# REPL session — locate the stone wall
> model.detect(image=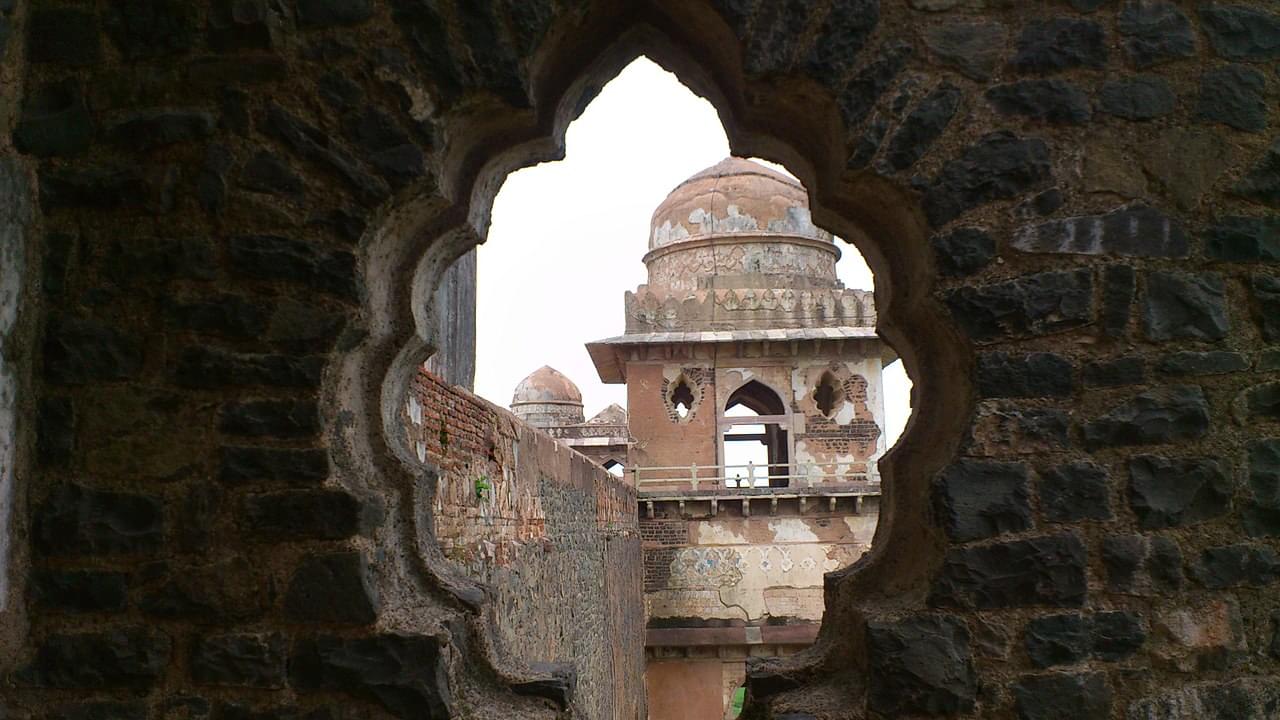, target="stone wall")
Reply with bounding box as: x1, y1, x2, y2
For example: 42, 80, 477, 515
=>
4, 1, 1280, 719
403, 369, 645, 720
